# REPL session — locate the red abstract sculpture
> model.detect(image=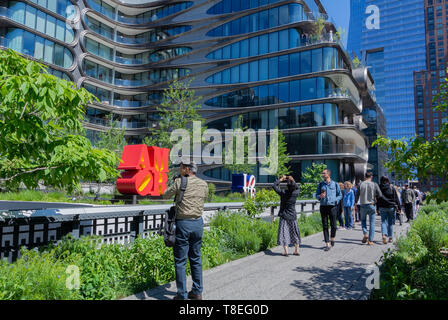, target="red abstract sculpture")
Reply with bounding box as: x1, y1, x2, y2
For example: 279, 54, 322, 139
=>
116, 145, 170, 196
